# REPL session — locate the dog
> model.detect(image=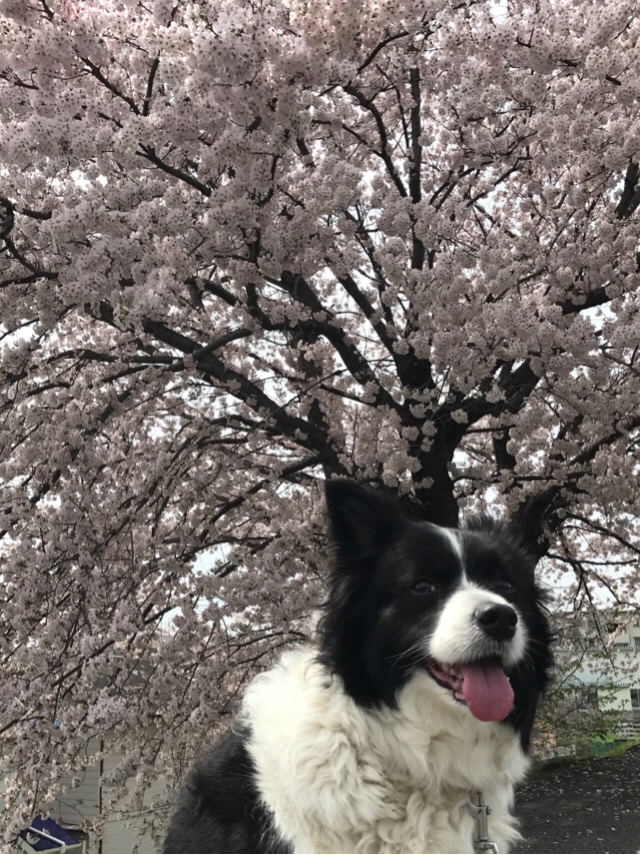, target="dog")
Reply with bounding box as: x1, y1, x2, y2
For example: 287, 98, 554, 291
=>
164, 479, 552, 854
